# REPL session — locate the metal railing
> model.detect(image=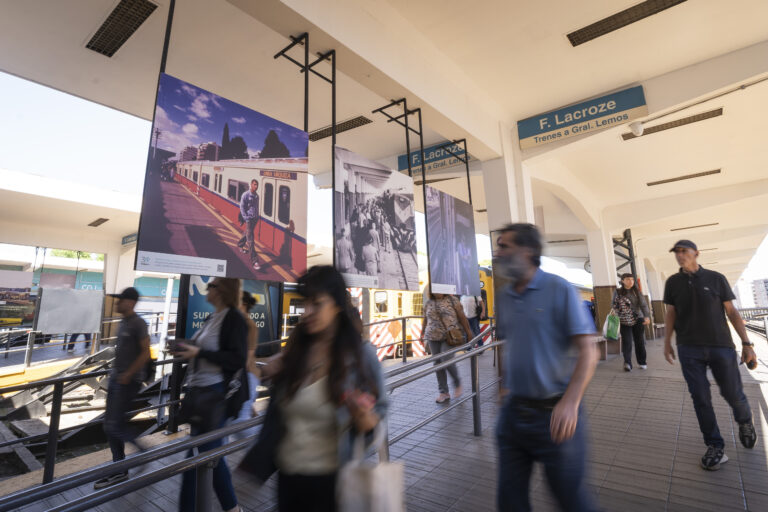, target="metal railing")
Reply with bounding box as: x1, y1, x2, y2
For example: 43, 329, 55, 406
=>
0, 328, 501, 512
0, 357, 182, 484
